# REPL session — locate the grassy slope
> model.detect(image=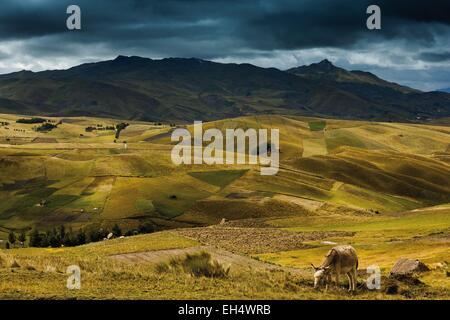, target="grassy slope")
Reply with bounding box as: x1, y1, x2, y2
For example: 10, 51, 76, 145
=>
0, 113, 449, 232
1, 207, 448, 299
0, 113, 449, 299
256, 208, 450, 294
